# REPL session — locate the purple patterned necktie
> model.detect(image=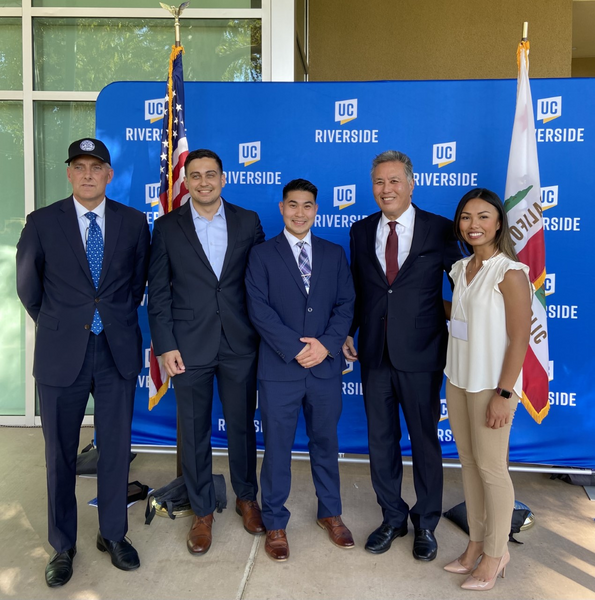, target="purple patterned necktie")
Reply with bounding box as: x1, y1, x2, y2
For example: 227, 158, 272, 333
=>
296, 240, 311, 293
